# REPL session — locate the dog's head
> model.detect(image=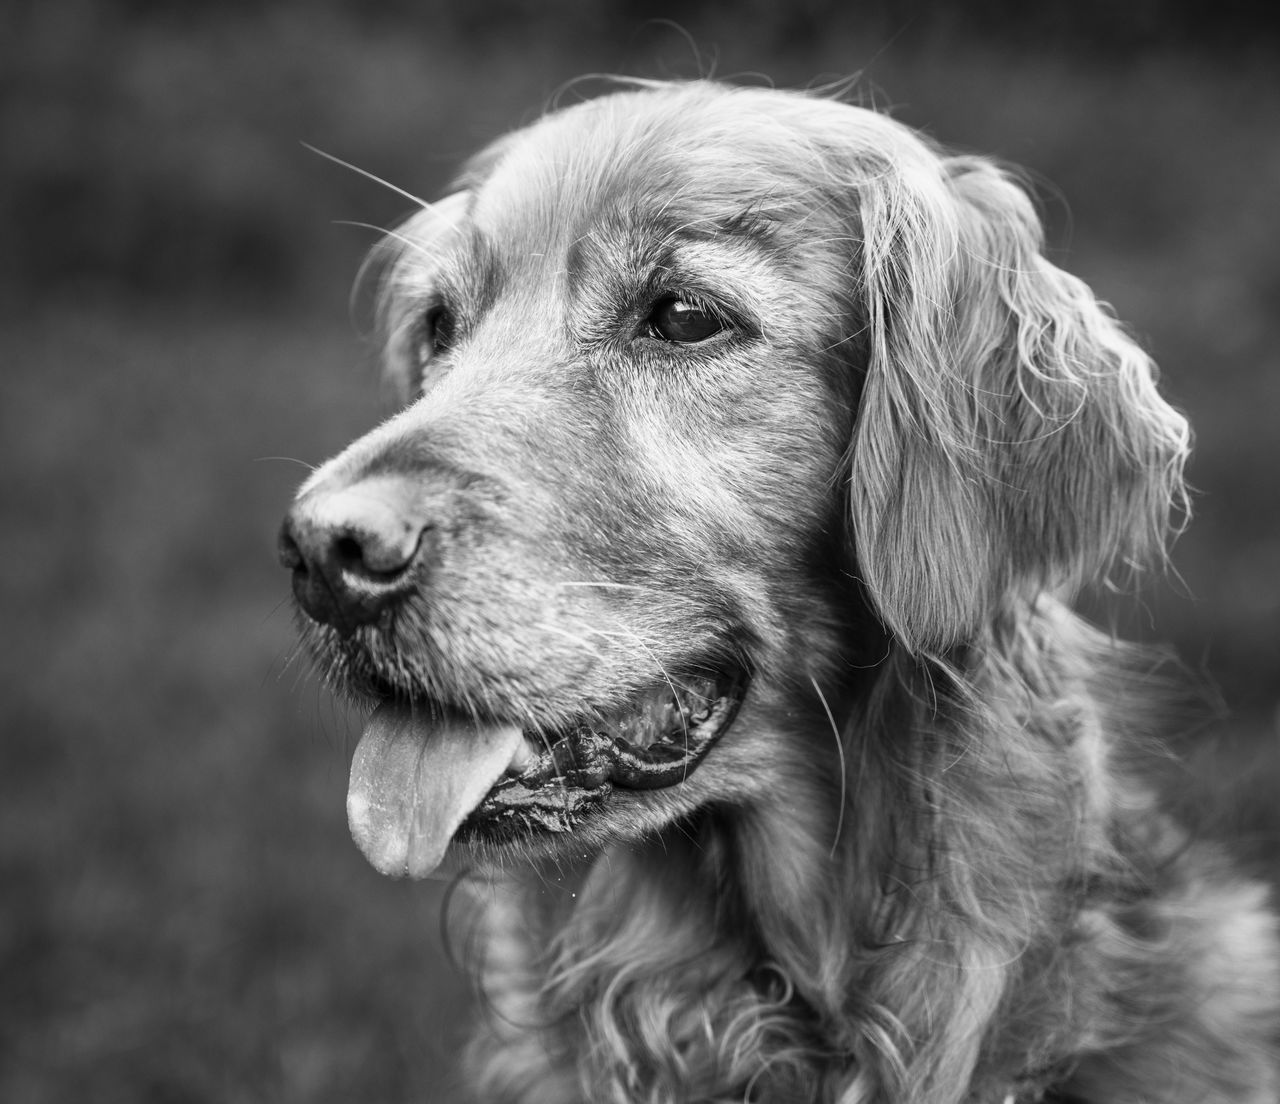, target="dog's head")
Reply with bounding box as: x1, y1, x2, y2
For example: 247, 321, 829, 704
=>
280, 82, 1188, 877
